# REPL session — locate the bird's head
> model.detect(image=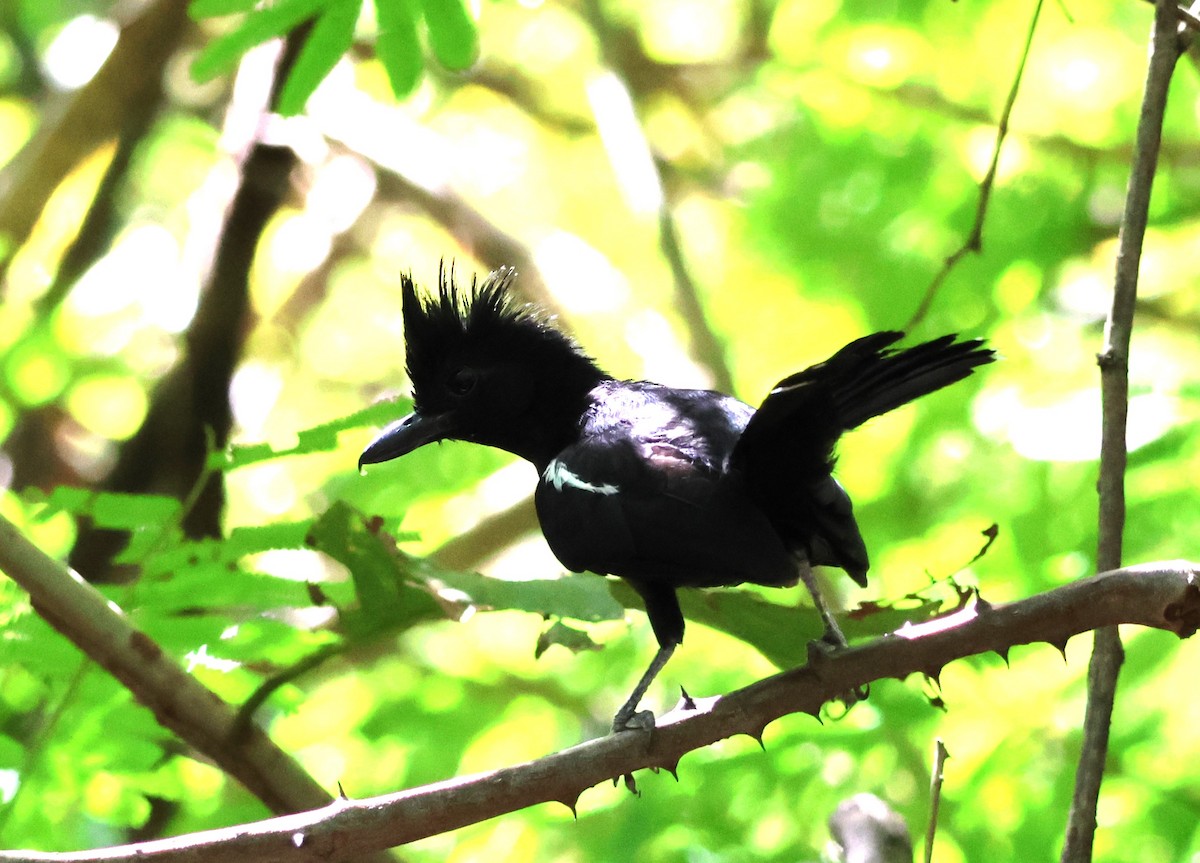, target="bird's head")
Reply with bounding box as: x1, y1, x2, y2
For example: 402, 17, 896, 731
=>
359, 265, 608, 471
